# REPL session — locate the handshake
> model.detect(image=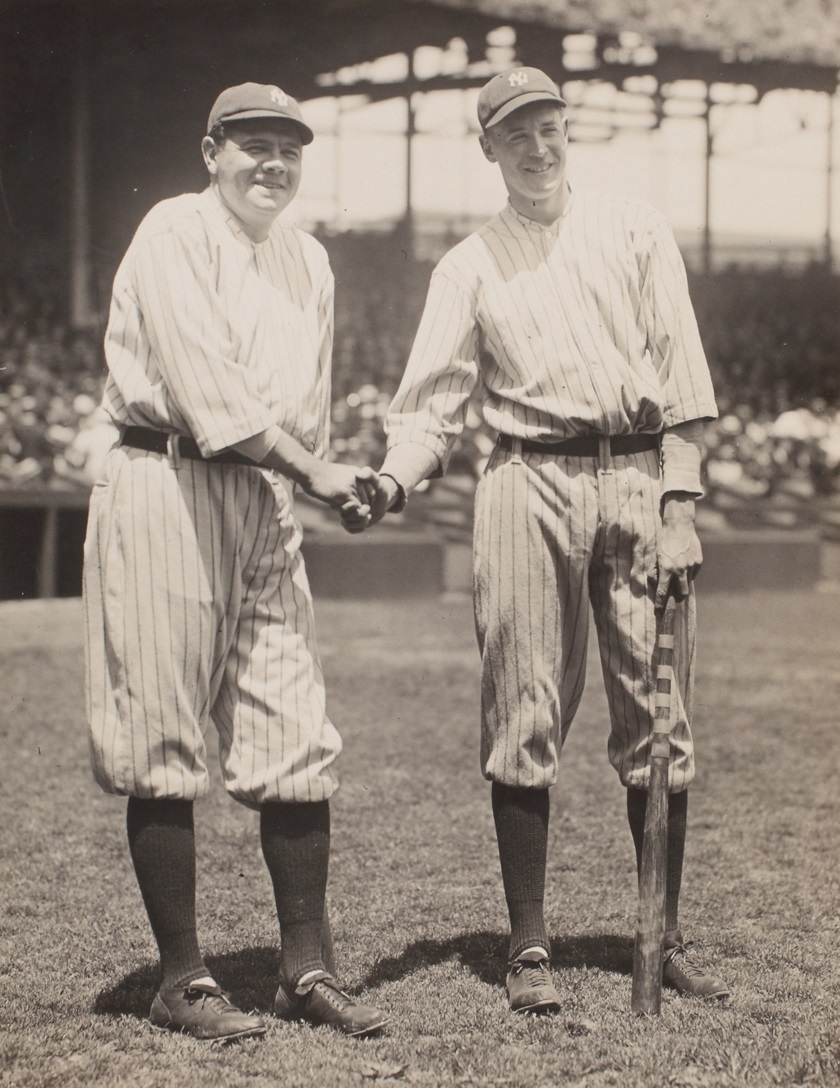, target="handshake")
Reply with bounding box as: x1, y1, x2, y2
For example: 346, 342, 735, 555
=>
338, 467, 400, 534
303, 462, 401, 535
